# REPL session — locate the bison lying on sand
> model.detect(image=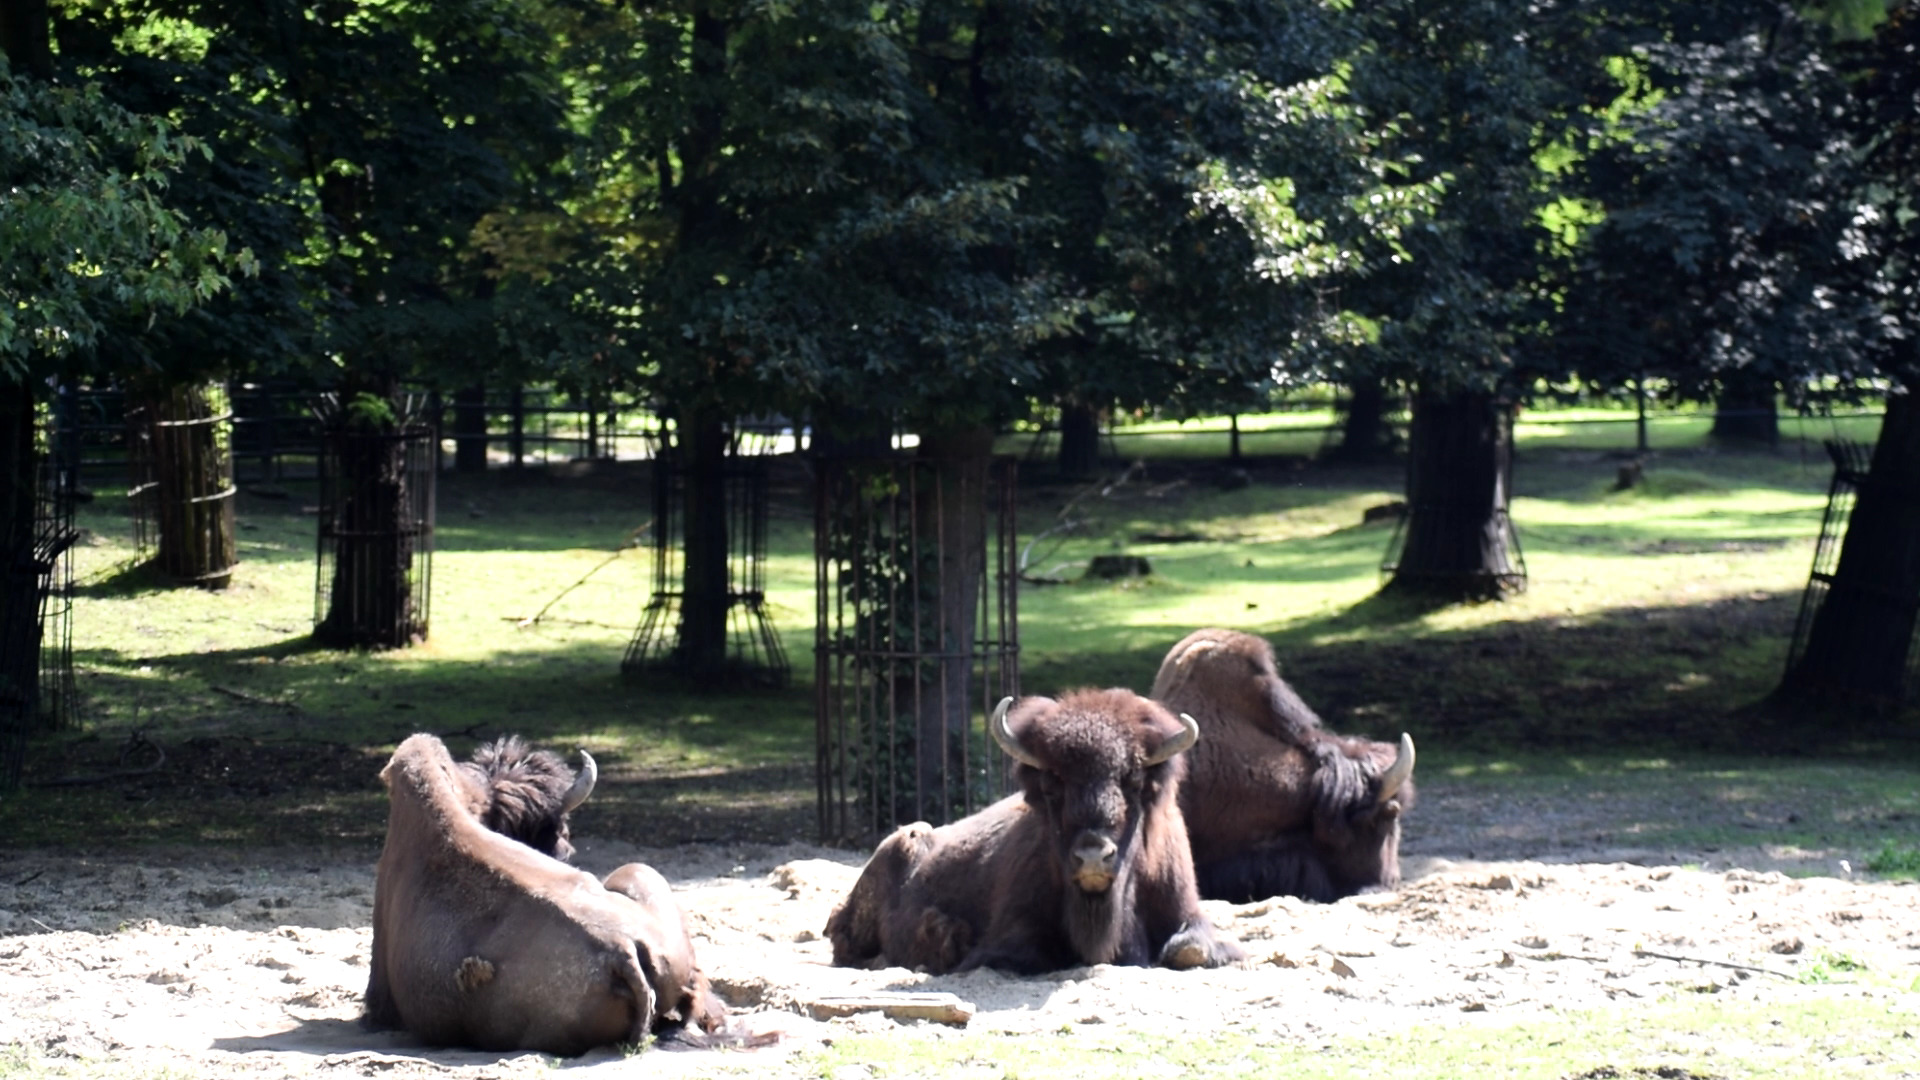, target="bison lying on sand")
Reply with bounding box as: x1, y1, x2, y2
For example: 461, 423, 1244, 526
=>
1151, 628, 1416, 903
826, 689, 1245, 975
365, 734, 727, 1054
